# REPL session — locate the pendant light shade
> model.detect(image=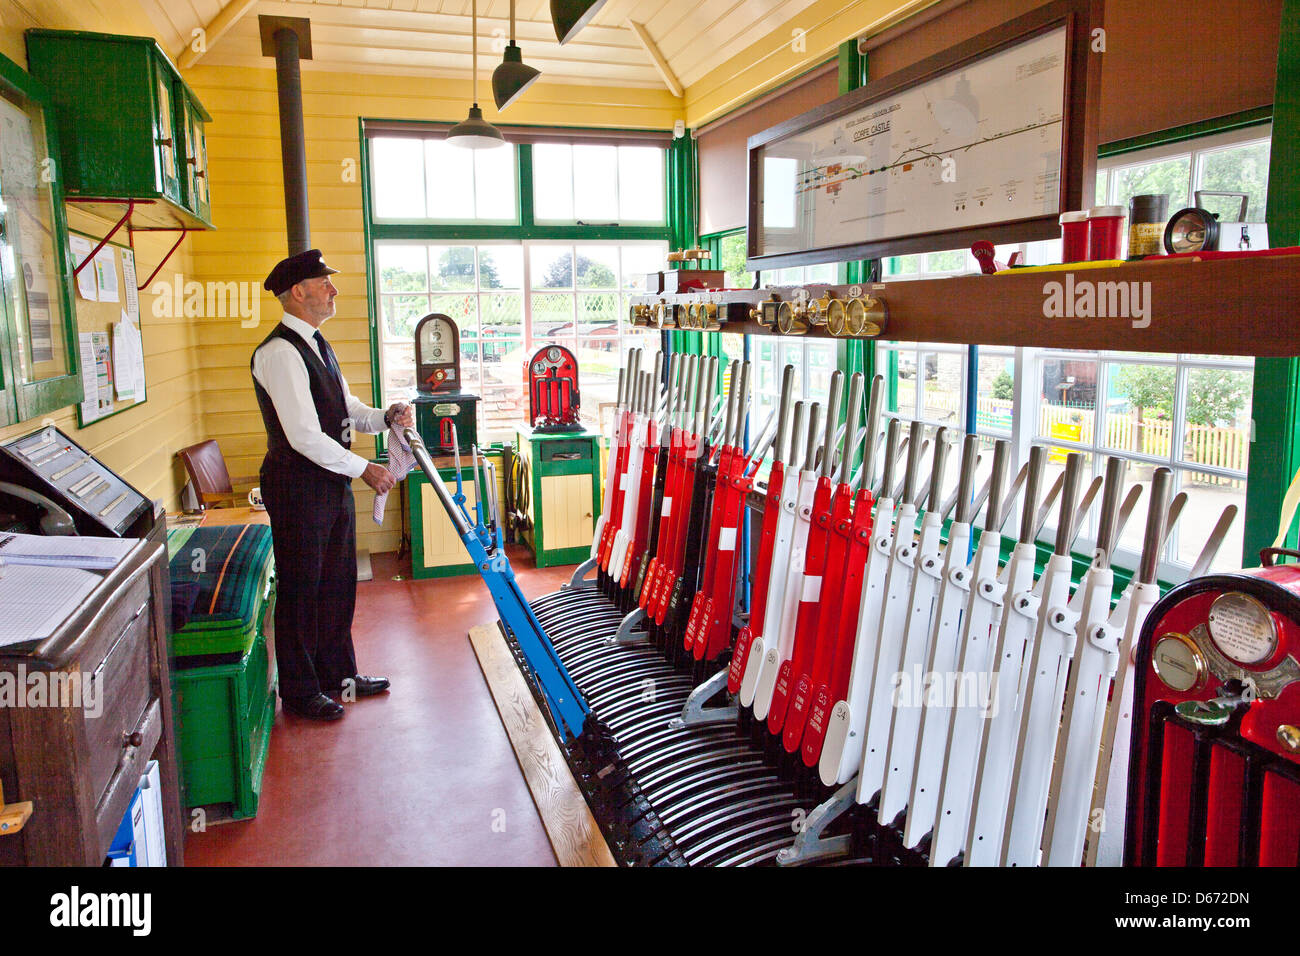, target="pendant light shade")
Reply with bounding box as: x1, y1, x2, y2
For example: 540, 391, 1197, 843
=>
492, 45, 540, 111
492, 1, 541, 111
551, 0, 609, 44
448, 0, 506, 149
447, 104, 505, 149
